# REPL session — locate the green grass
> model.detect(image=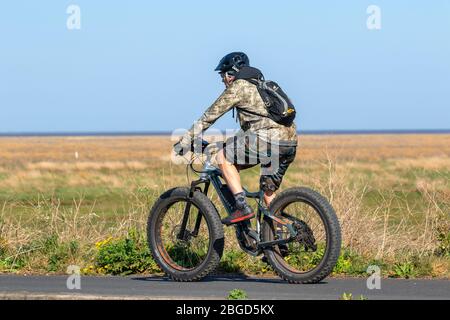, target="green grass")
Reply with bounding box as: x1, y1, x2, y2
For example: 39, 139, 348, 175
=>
401, 167, 450, 181
0, 154, 448, 277
362, 189, 428, 225
0, 186, 138, 223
